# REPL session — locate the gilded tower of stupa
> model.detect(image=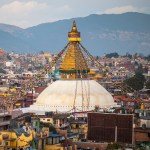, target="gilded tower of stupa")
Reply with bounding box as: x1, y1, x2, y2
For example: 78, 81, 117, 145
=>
59, 21, 90, 79
28, 21, 116, 113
